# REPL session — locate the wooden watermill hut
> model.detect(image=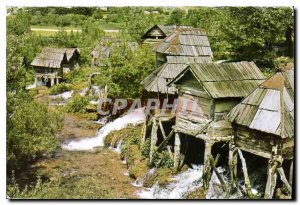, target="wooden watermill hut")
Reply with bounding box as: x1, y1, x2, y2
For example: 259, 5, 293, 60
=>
167, 61, 265, 189
31, 48, 80, 86
91, 37, 138, 66
140, 24, 192, 44
227, 64, 294, 198
140, 28, 213, 163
